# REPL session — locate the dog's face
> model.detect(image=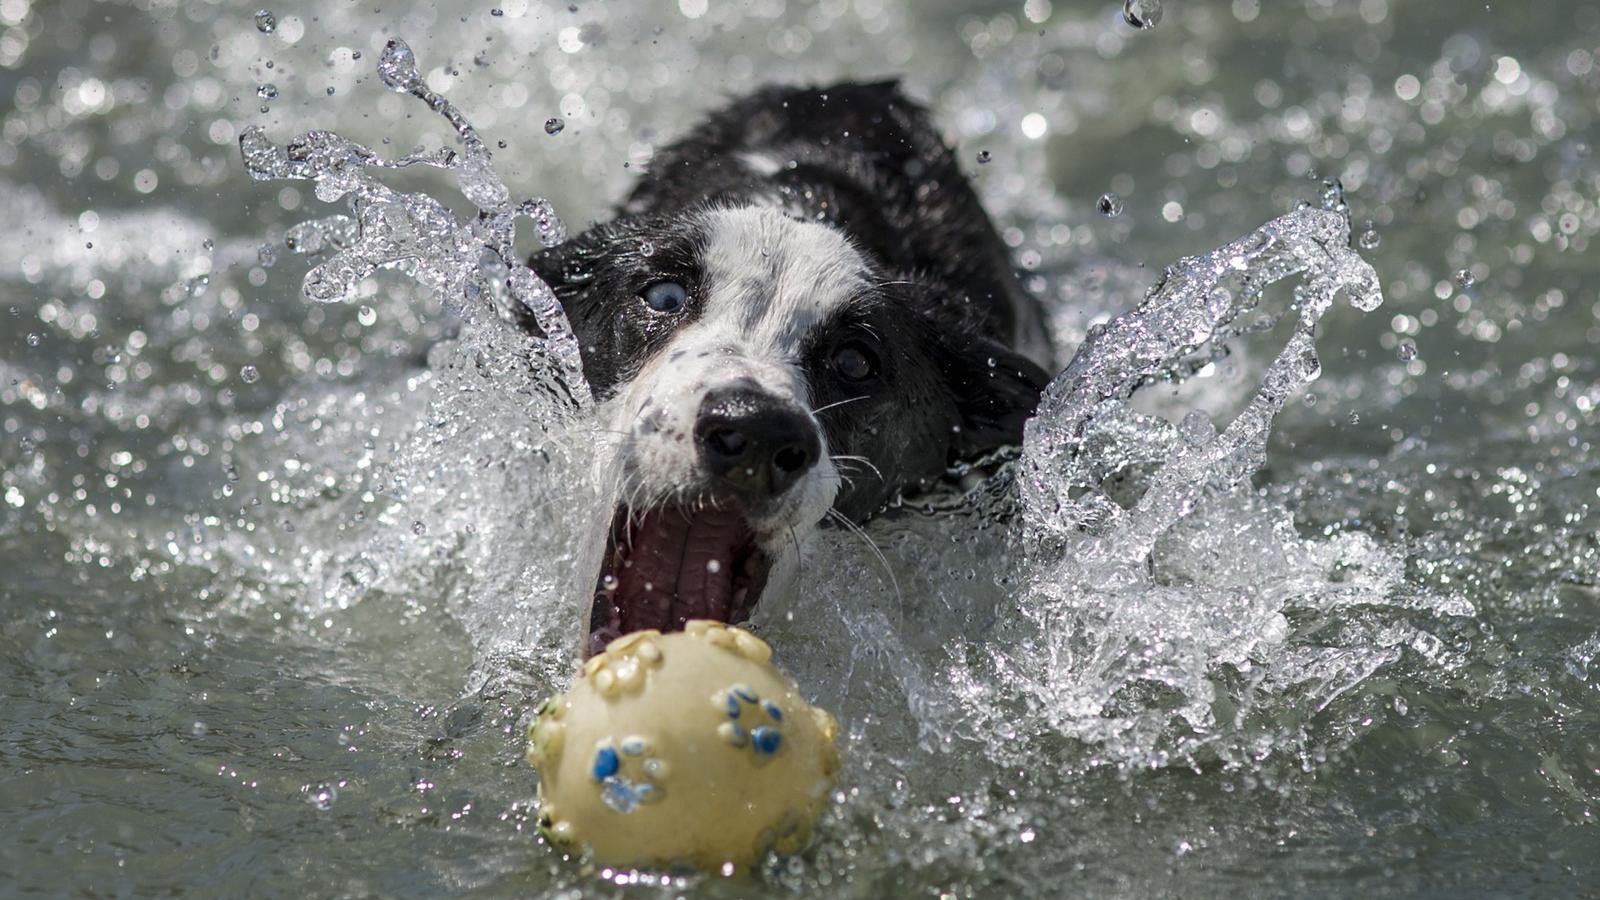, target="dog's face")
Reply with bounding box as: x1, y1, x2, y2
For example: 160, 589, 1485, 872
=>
531, 205, 1044, 655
